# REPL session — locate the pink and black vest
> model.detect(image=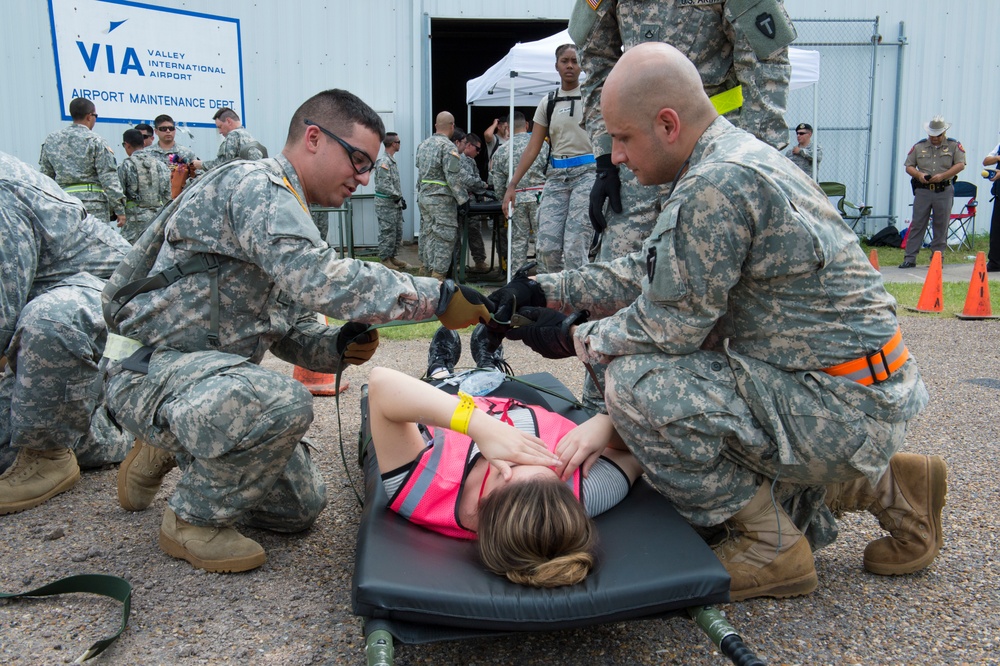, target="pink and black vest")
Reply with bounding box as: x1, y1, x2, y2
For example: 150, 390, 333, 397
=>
388, 397, 583, 539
